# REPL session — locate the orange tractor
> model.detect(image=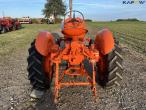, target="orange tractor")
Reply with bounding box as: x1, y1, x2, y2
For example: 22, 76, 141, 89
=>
27, 0, 123, 103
